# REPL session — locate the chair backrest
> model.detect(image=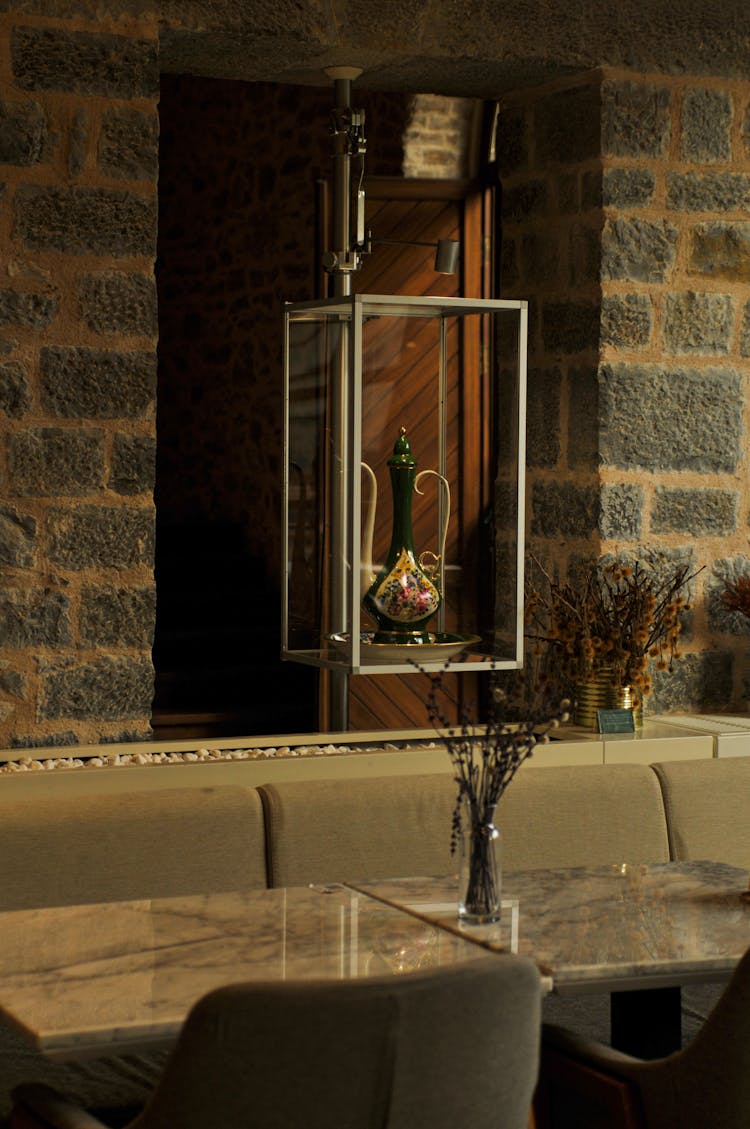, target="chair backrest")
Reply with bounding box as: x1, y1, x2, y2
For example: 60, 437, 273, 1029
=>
0, 785, 268, 909
129, 955, 543, 1129
651, 757, 750, 868
613, 946, 750, 1129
